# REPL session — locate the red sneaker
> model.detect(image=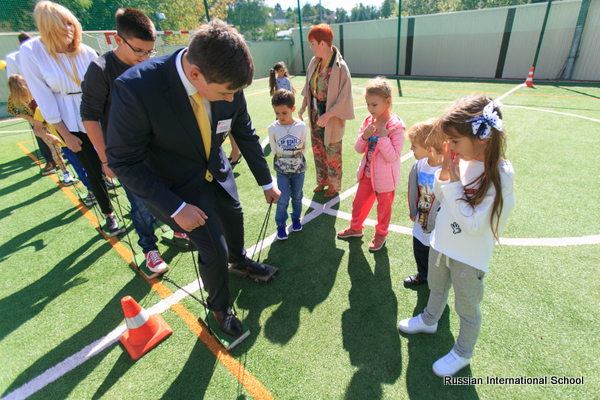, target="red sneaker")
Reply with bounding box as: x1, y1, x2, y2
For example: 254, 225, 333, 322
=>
369, 234, 387, 251
173, 232, 190, 241
145, 250, 169, 274
337, 227, 363, 239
